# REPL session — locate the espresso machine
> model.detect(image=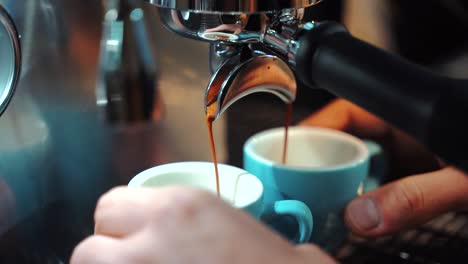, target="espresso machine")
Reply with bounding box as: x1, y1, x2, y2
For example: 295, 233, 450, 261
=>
0, 0, 467, 262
